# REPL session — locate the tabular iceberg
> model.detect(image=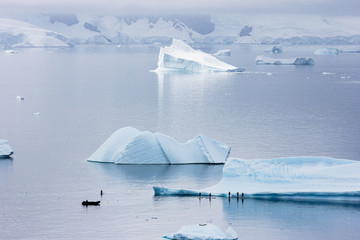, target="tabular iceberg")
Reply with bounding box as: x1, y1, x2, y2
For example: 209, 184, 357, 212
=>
156, 39, 244, 73
256, 55, 314, 65
154, 157, 360, 200
314, 48, 340, 55
0, 139, 14, 158
164, 223, 238, 240
88, 127, 231, 164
